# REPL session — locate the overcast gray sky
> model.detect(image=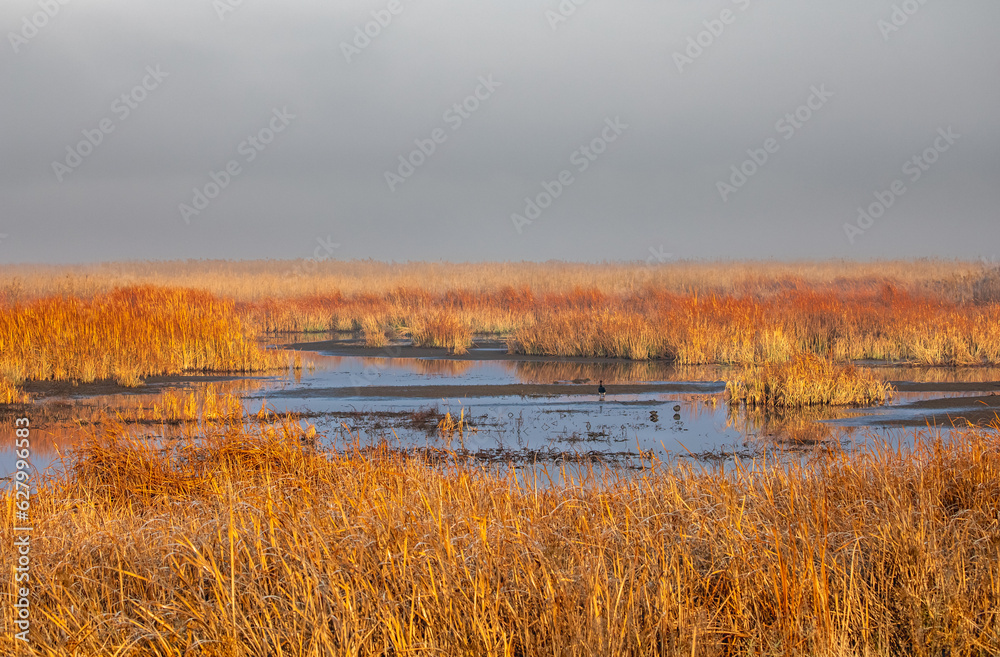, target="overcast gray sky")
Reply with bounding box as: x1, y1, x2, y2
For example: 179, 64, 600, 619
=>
1, 0, 997, 263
